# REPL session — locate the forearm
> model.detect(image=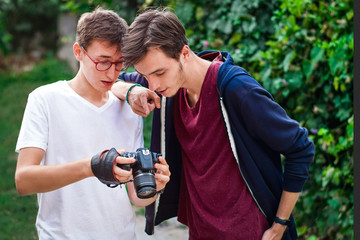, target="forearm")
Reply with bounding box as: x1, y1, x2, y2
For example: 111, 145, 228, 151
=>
262, 190, 300, 239
275, 190, 300, 220
15, 158, 93, 195
130, 192, 159, 207
111, 80, 136, 100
